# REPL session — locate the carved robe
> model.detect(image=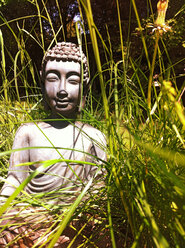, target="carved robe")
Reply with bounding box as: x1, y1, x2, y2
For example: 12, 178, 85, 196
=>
1, 122, 106, 199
